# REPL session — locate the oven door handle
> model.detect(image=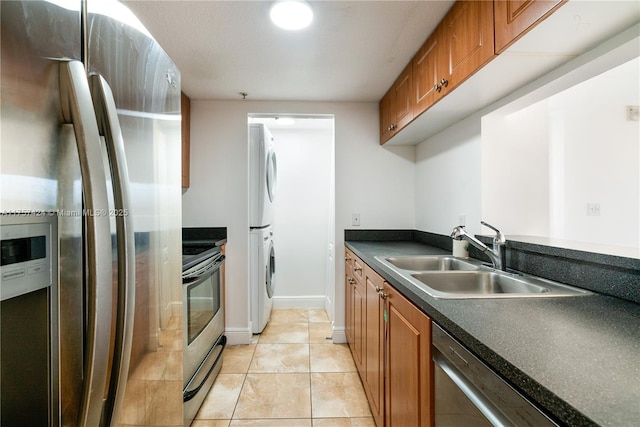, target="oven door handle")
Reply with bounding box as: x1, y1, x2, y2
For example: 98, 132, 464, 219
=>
183, 335, 227, 402
183, 255, 225, 281
209, 255, 225, 272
